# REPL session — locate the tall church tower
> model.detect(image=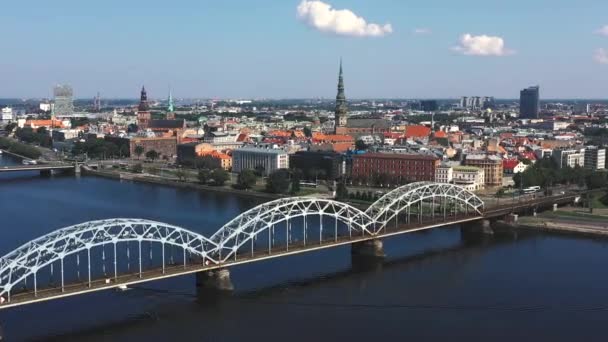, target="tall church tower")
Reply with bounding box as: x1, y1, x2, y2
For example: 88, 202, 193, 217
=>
334, 60, 348, 134
137, 86, 151, 129
166, 89, 176, 120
